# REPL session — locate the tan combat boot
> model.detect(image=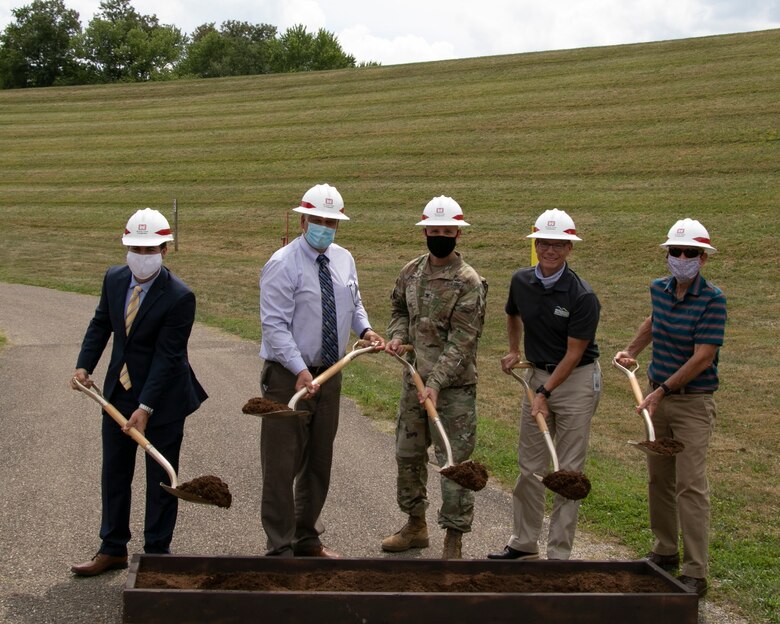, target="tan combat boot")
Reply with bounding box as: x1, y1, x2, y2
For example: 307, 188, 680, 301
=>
442, 528, 463, 559
381, 515, 429, 552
